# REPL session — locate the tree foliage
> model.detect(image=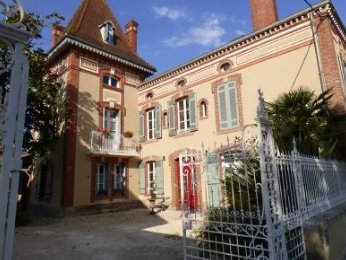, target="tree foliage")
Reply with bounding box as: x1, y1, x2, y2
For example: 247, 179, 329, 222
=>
0, 10, 67, 170
266, 87, 346, 159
